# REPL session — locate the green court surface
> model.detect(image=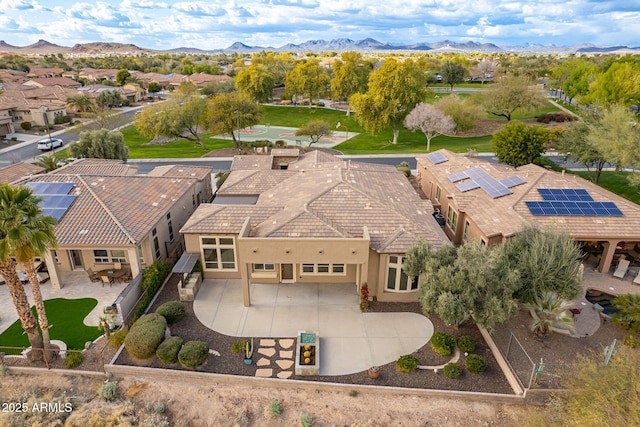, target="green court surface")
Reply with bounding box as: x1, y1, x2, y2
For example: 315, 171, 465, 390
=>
212, 125, 357, 149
